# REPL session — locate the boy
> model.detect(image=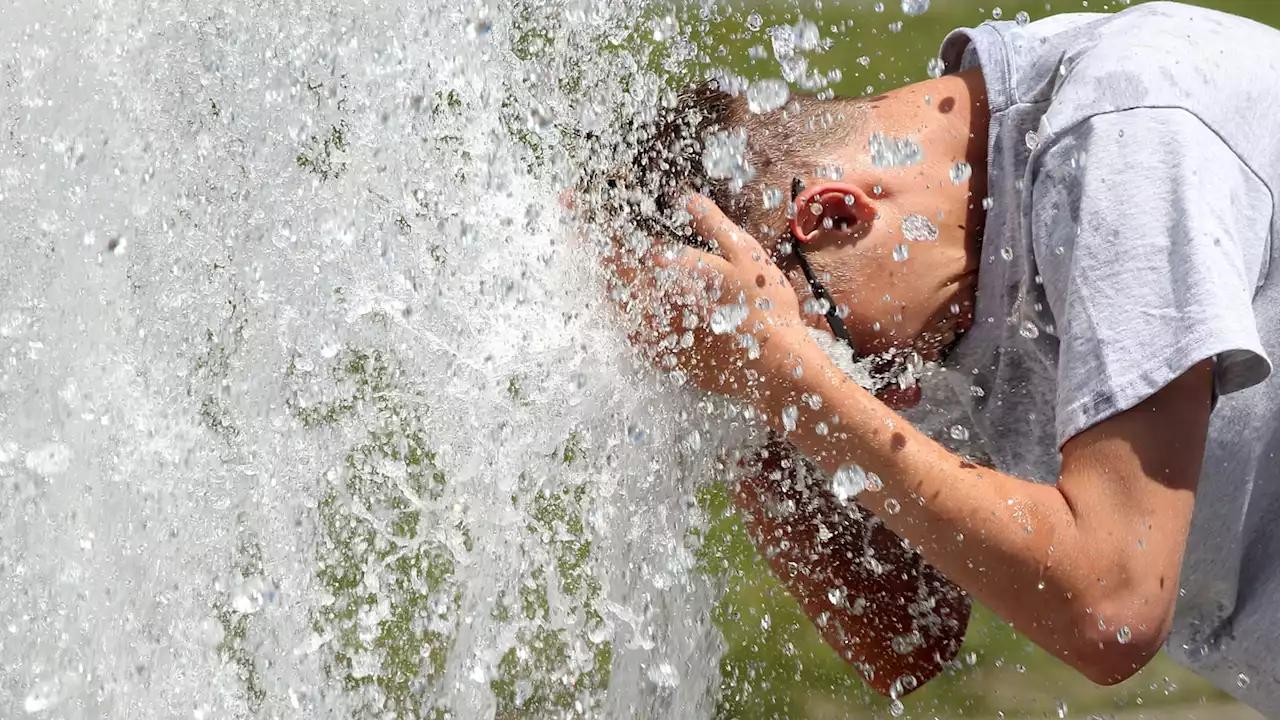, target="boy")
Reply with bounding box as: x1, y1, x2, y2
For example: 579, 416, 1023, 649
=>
582, 1, 1280, 714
